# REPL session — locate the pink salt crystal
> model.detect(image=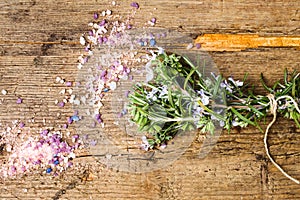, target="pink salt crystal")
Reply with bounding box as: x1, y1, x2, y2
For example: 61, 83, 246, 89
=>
65, 81, 72, 87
